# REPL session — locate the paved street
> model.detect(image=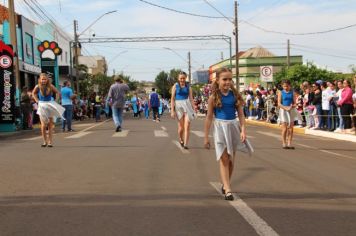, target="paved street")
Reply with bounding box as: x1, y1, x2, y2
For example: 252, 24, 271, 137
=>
0, 114, 355, 236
